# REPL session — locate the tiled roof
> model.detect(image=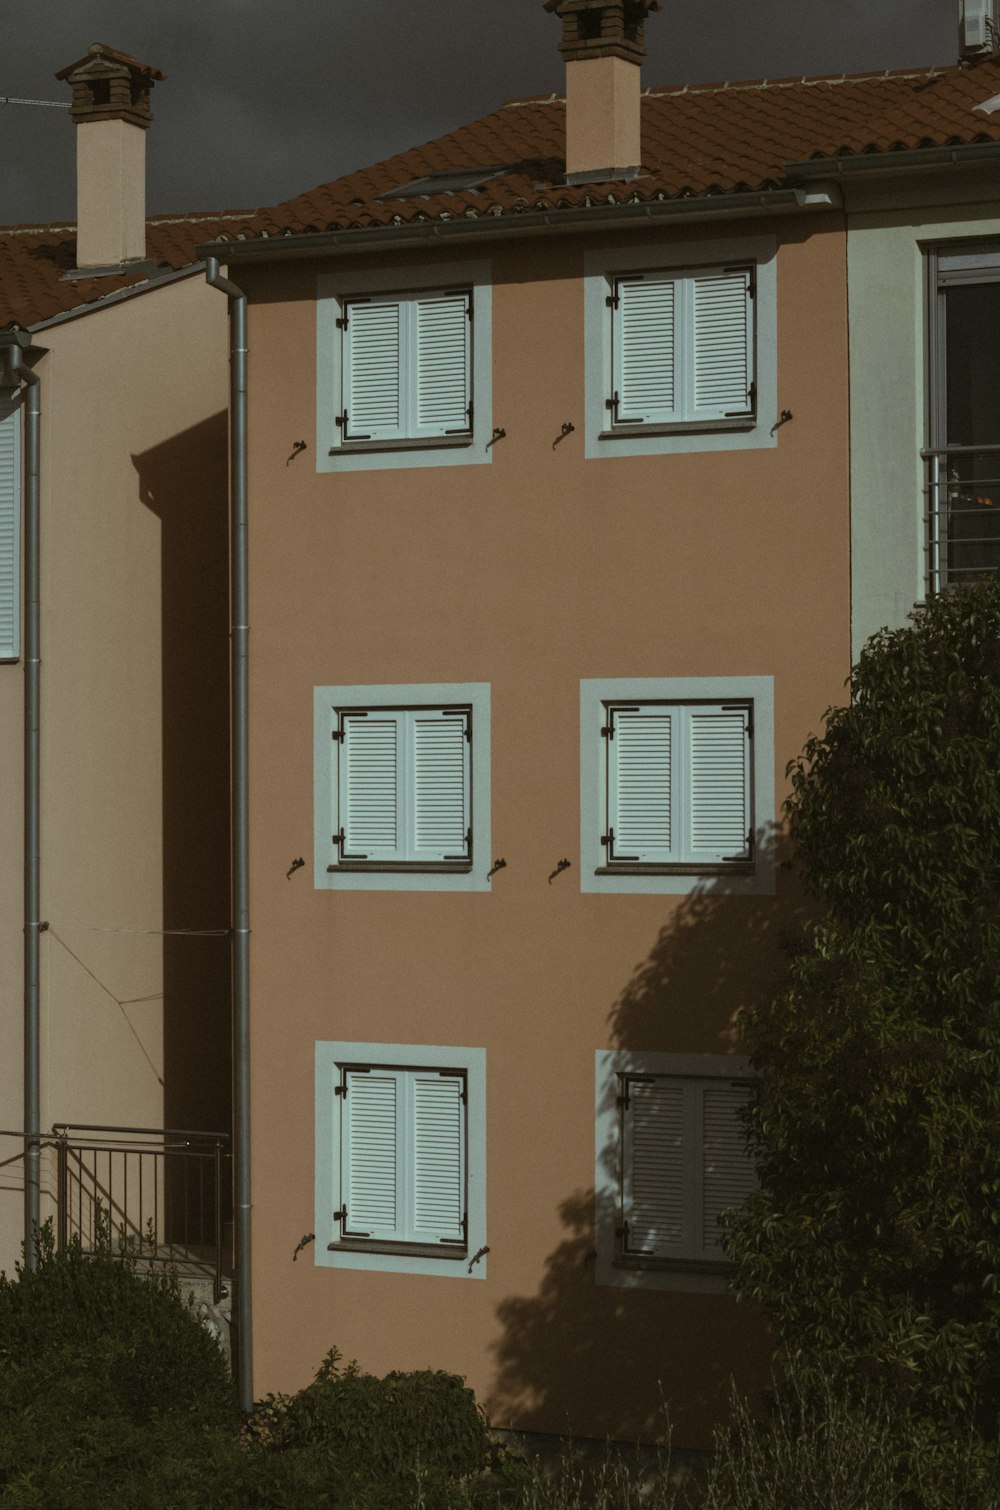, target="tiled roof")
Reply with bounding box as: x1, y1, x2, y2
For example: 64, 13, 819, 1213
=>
213, 57, 1000, 243
0, 211, 259, 328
